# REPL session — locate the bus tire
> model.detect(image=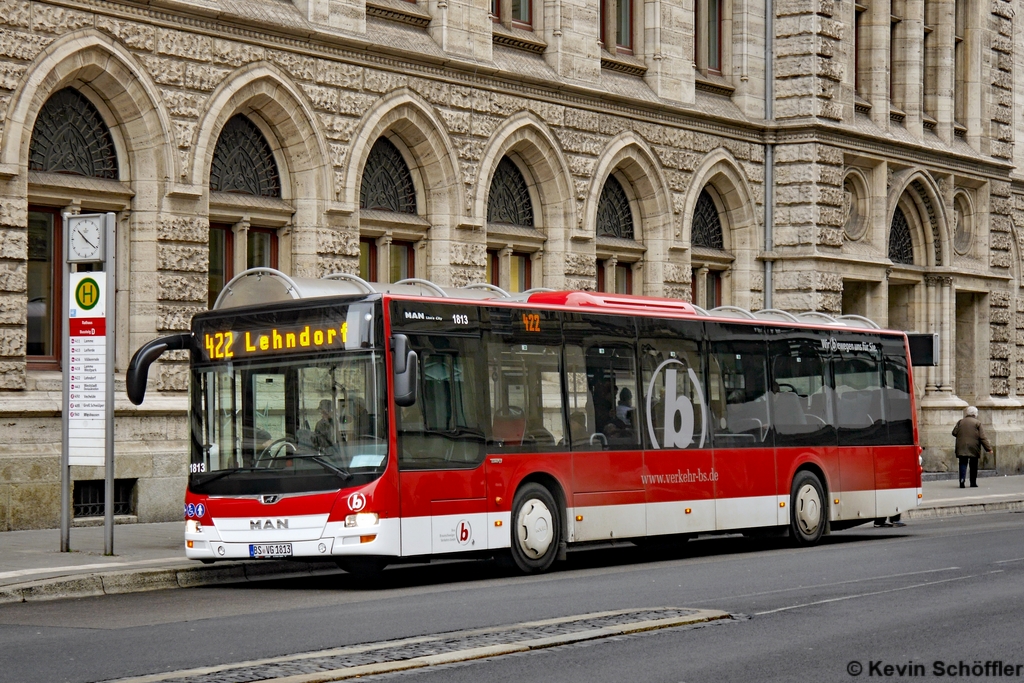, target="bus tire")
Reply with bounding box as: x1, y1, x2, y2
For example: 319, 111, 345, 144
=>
510, 483, 561, 574
789, 471, 826, 546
